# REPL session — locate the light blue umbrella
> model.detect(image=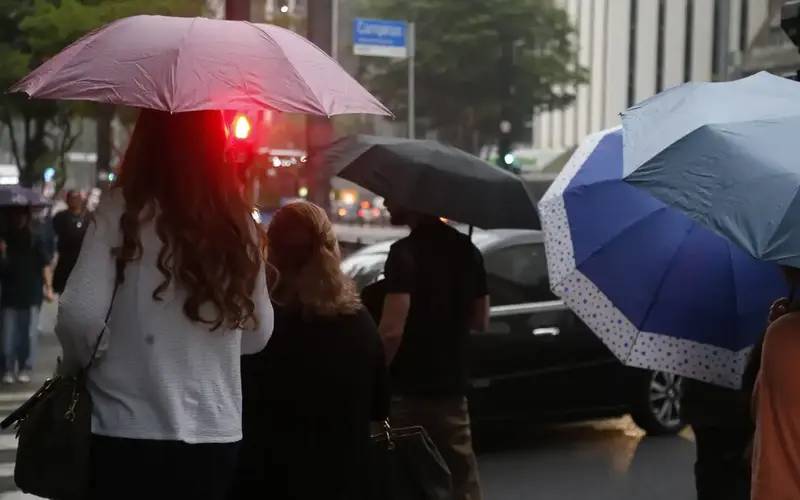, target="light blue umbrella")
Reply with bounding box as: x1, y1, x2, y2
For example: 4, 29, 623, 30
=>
623, 71, 800, 267
540, 128, 787, 388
